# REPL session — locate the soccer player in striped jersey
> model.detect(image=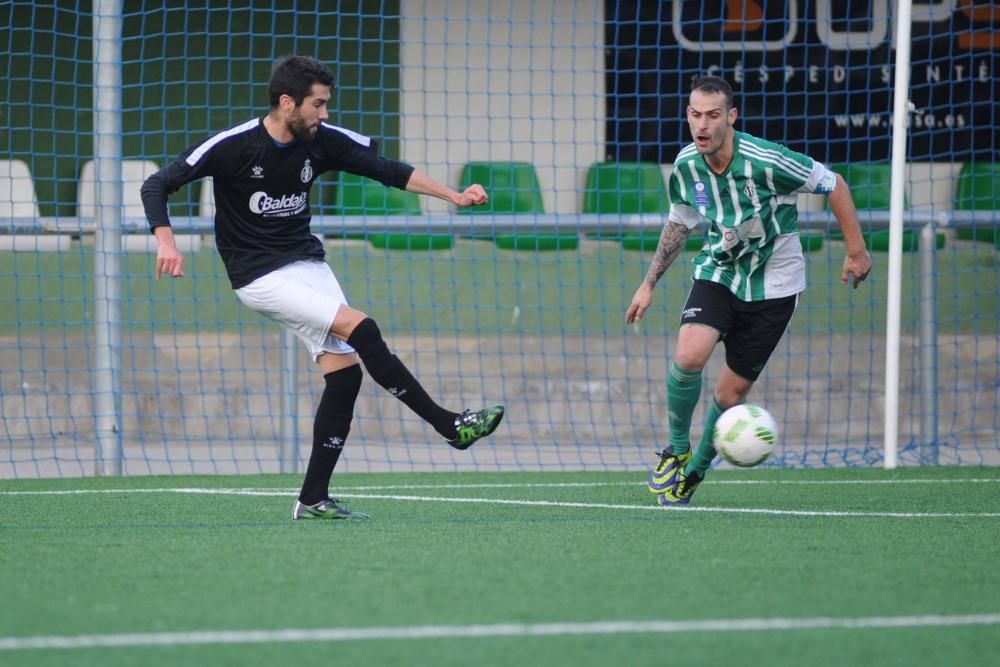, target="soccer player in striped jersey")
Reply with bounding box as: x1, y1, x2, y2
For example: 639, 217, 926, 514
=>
141, 56, 504, 520
626, 75, 872, 505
